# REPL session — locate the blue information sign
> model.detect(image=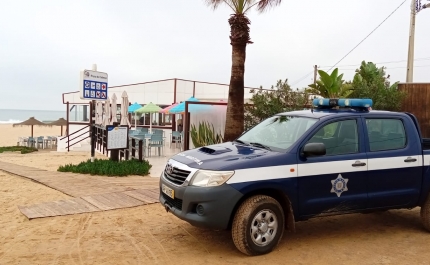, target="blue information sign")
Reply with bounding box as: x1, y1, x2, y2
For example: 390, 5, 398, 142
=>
80, 70, 108, 100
